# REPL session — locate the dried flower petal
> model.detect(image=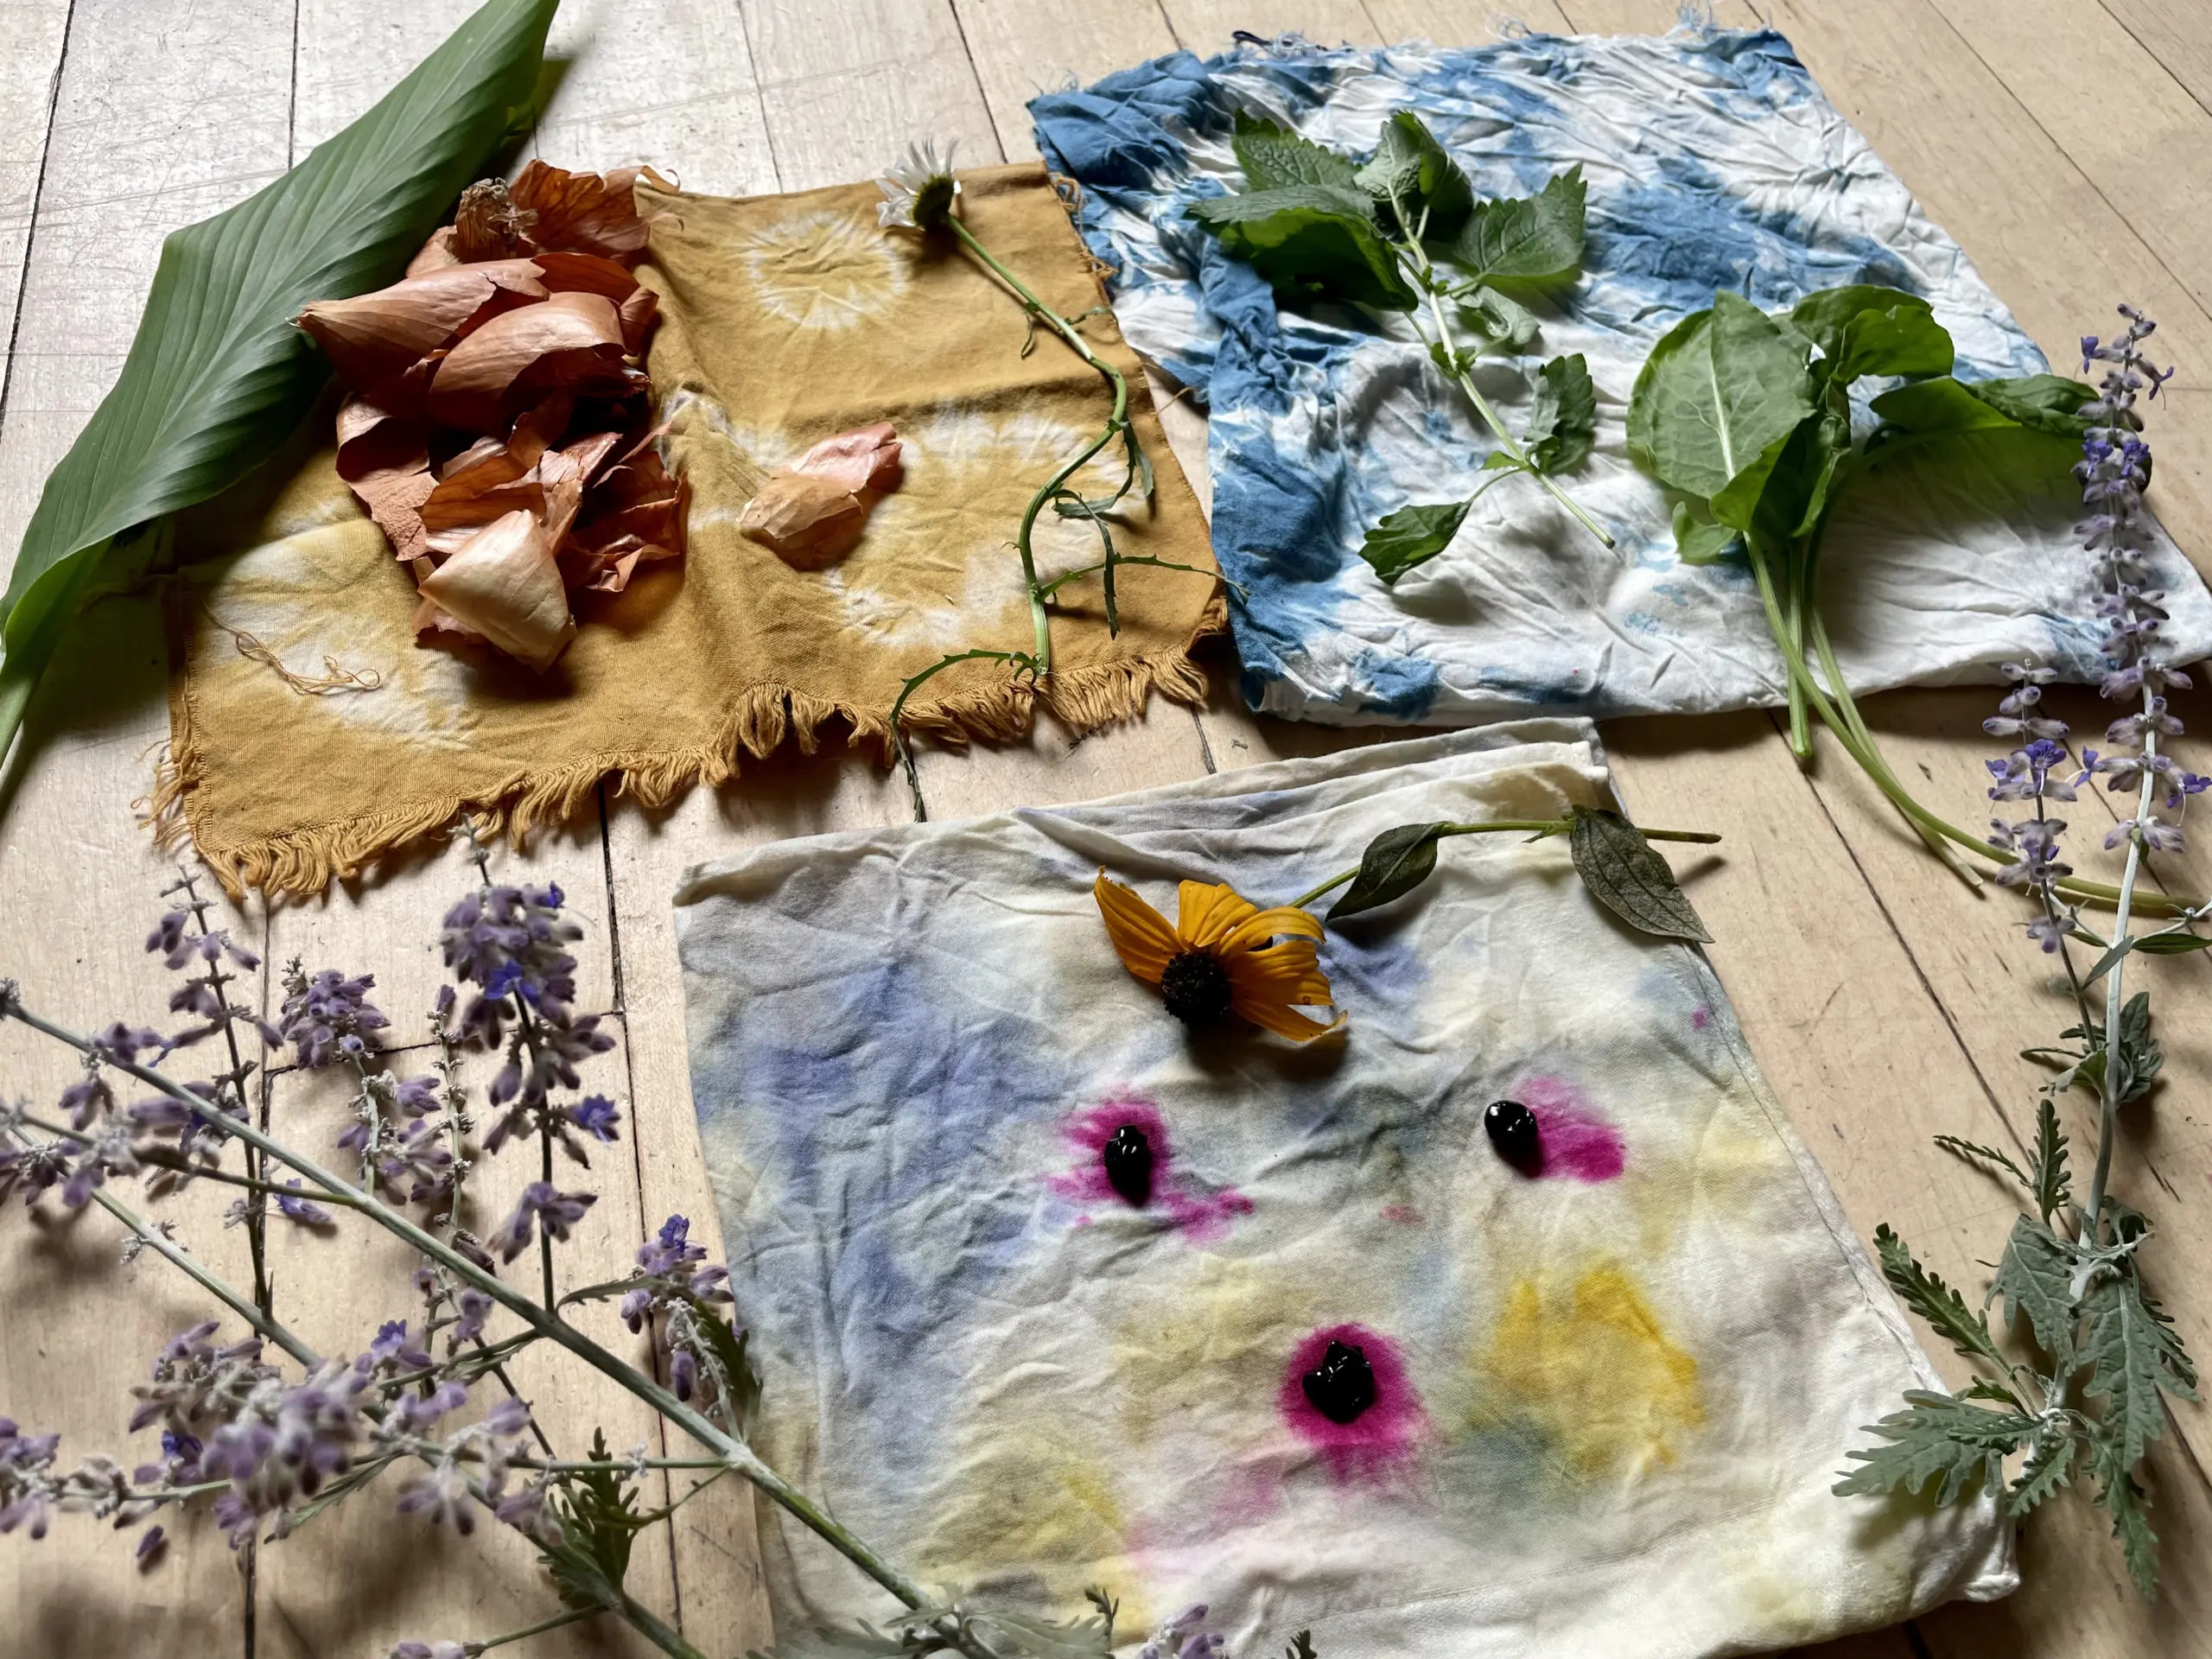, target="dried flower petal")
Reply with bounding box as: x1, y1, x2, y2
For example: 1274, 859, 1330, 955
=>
509, 161, 649, 262
416, 510, 576, 671
737, 423, 903, 569
297, 261, 547, 392
429, 290, 639, 433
